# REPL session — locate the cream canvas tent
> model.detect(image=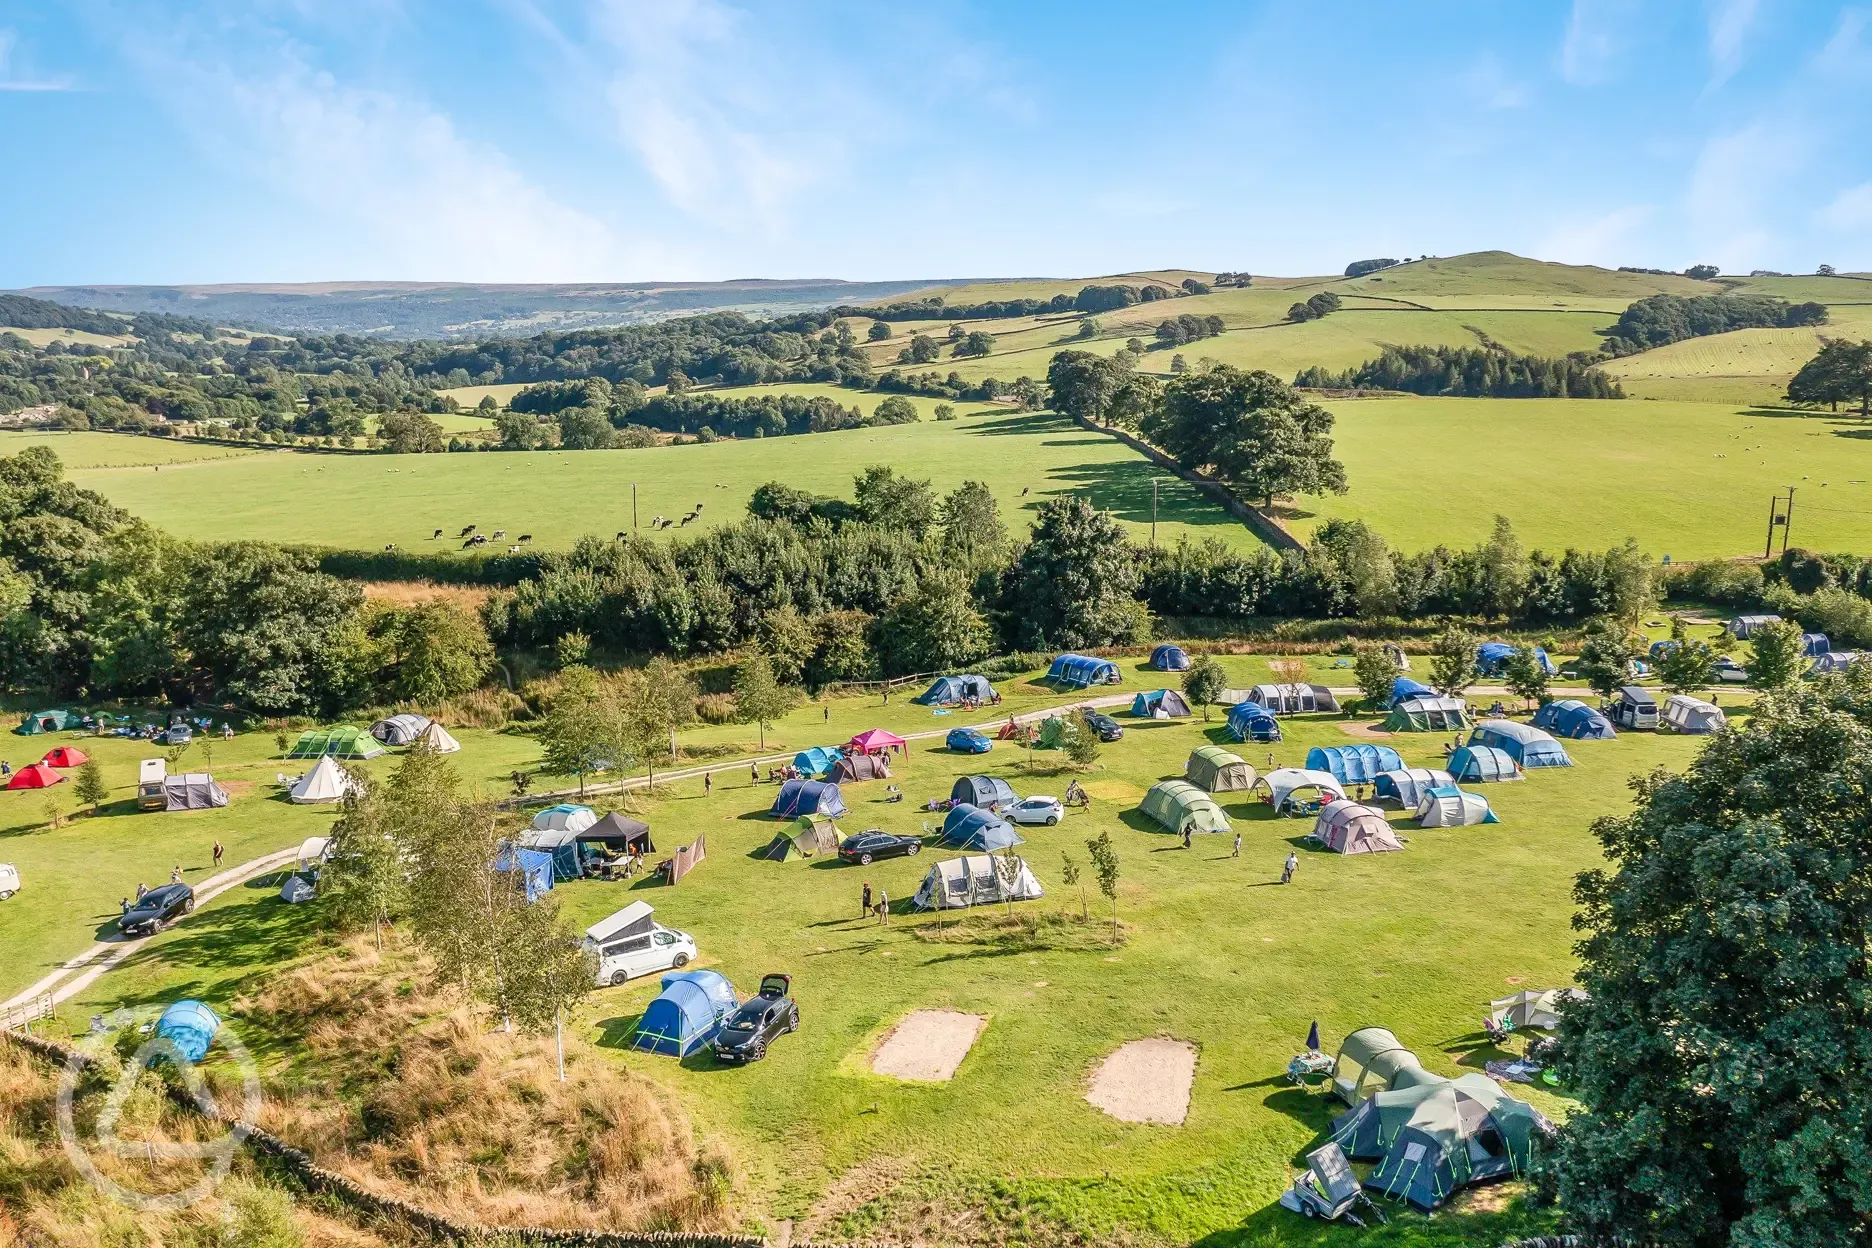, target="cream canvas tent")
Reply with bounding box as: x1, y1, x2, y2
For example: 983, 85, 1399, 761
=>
1313, 803, 1403, 854
1185, 746, 1255, 793
1664, 695, 1726, 734
912, 854, 1043, 910
1331, 1027, 1425, 1105
417, 721, 462, 753
288, 755, 355, 805
1254, 767, 1346, 813
1414, 786, 1499, 827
